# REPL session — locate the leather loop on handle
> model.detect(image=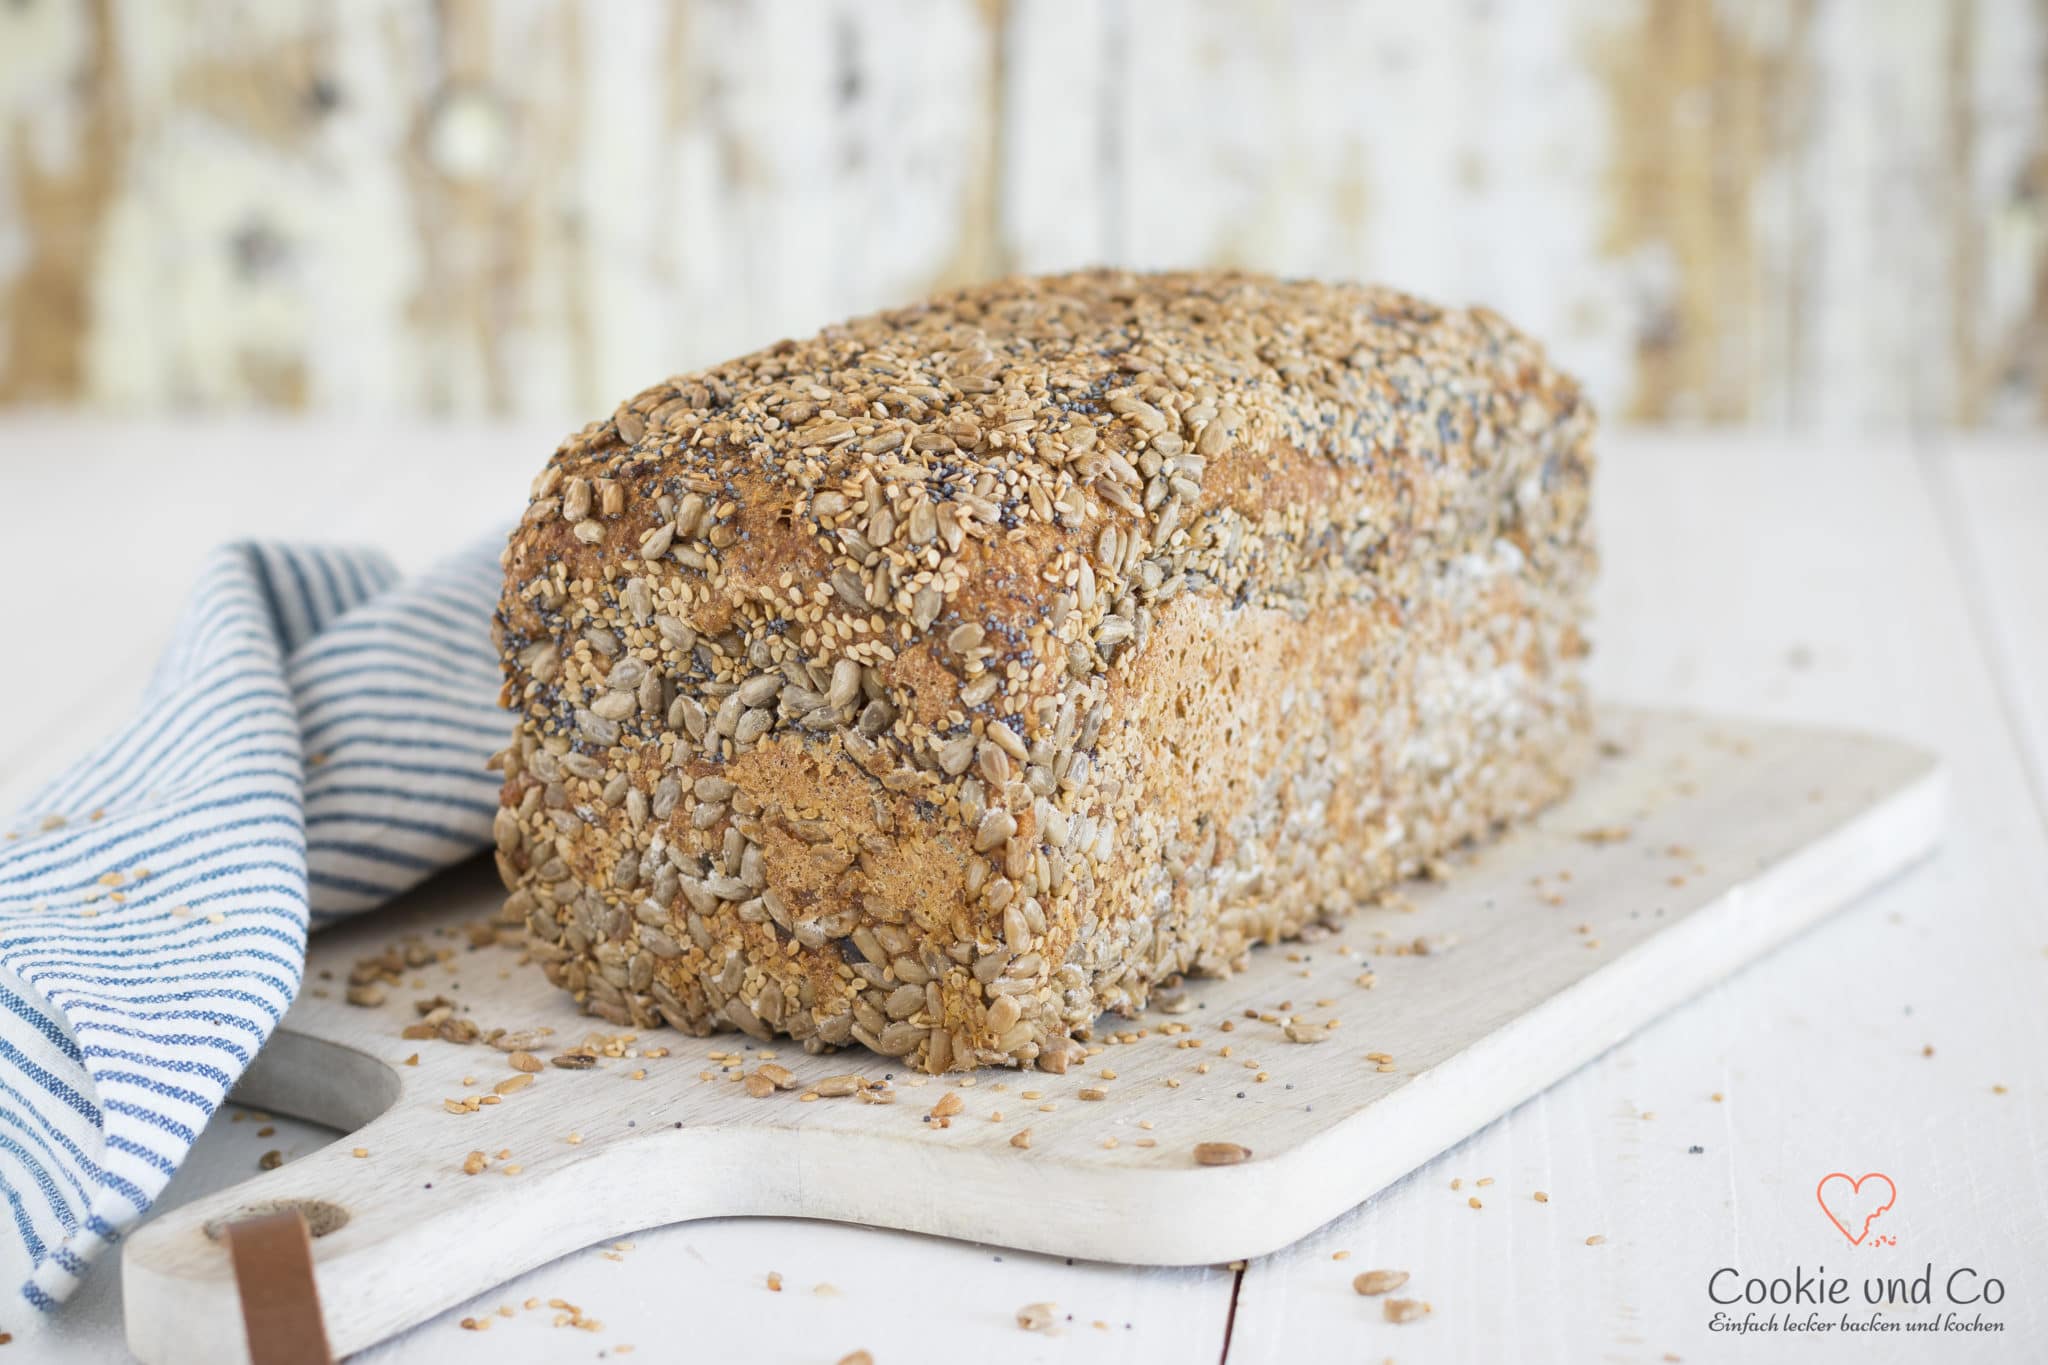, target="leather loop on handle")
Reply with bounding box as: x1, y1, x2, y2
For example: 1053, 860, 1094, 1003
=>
222, 1210, 335, 1365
